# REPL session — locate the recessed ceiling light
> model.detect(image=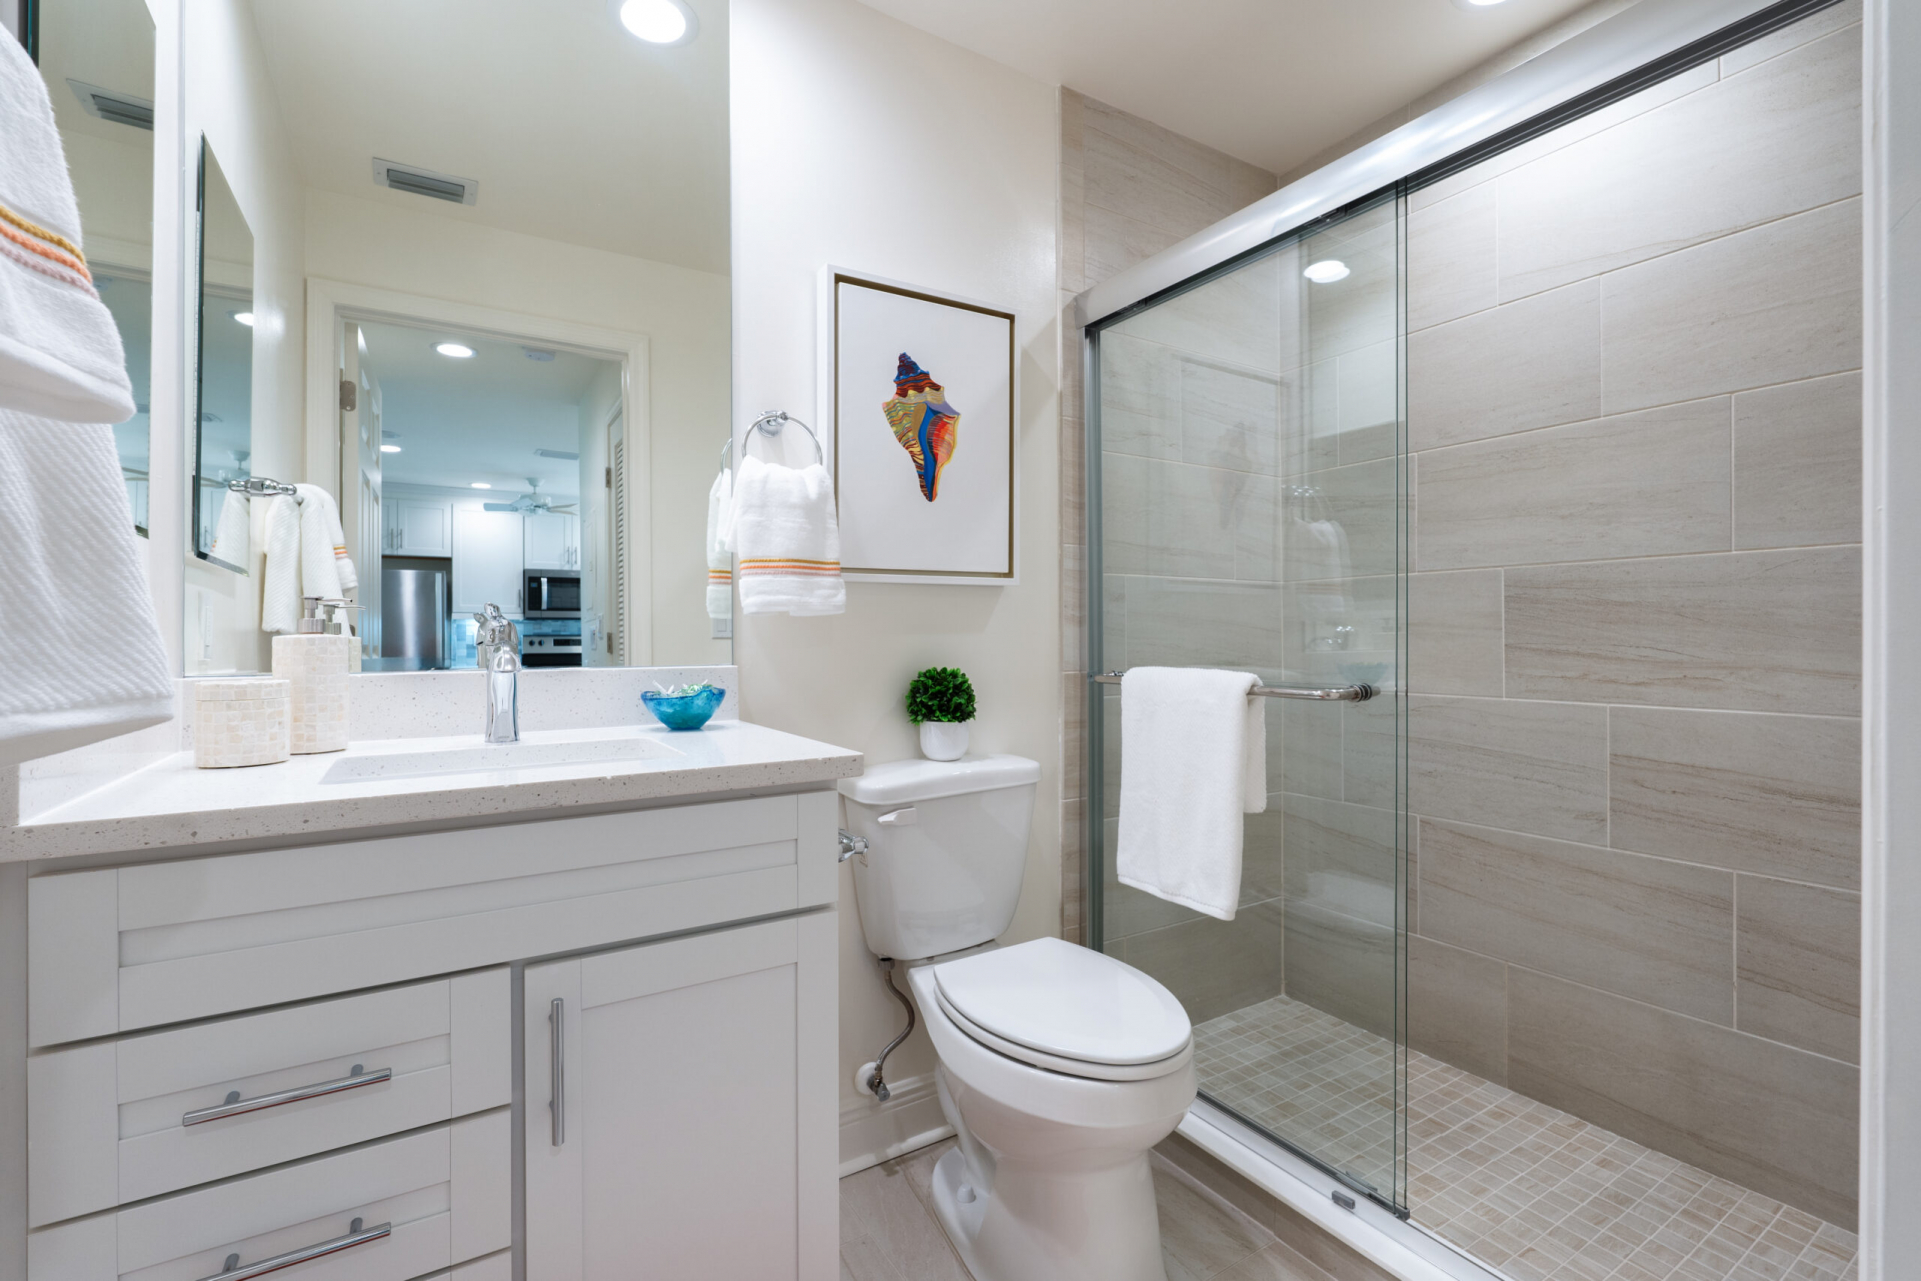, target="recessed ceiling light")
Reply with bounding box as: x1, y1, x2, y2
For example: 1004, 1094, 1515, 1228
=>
1451, 0, 1510, 9
380, 444, 402, 454
435, 342, 476, 359
231, 310, 255, 326
614, 0, 697, 45
470, 482, 492, 489
1303, 260, 1351, 284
